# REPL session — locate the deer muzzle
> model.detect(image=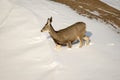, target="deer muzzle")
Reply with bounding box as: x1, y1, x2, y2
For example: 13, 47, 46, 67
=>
41, 29, 43, 32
